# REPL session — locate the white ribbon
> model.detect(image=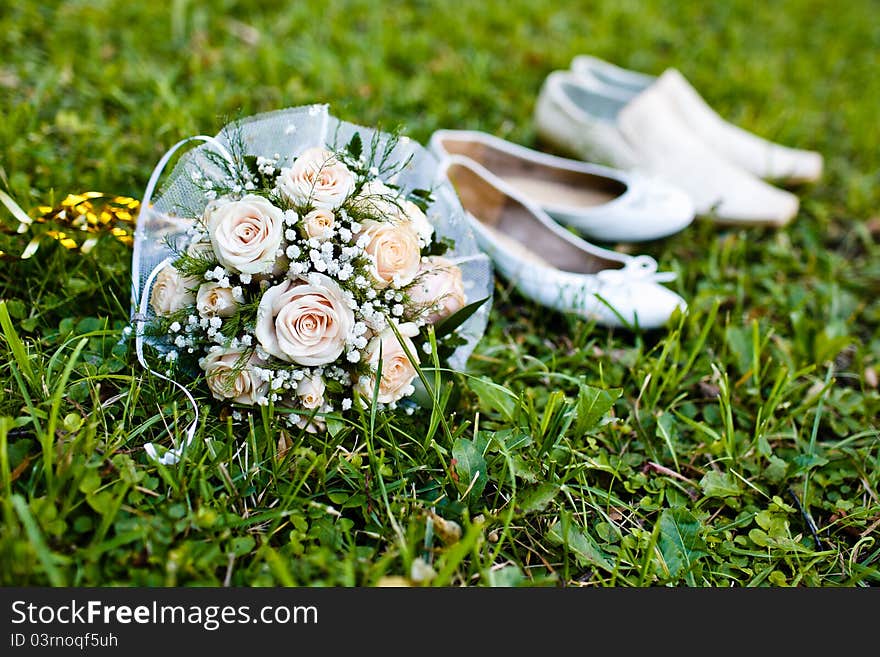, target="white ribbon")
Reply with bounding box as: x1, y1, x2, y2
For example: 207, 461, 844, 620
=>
596, 254, 677, 286
135, 257, 201, 466
132, 135, 235, 465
